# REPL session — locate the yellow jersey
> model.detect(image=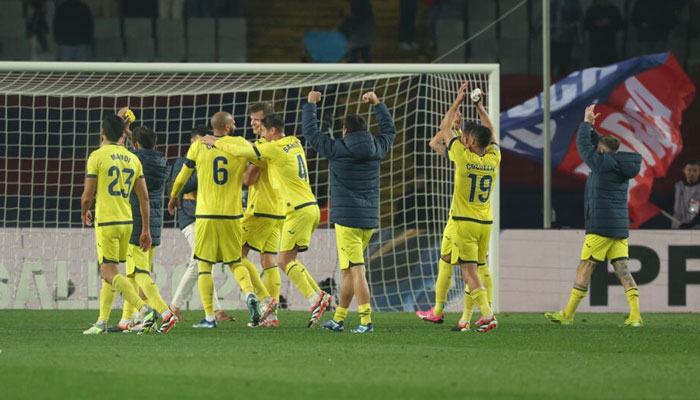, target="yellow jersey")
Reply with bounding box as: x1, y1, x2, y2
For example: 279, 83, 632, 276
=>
447, 137, 500, 222
182, 136, 248, 218
86, 144, 144, 226
216, 135, 316, 212
247, 138, 285, 218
